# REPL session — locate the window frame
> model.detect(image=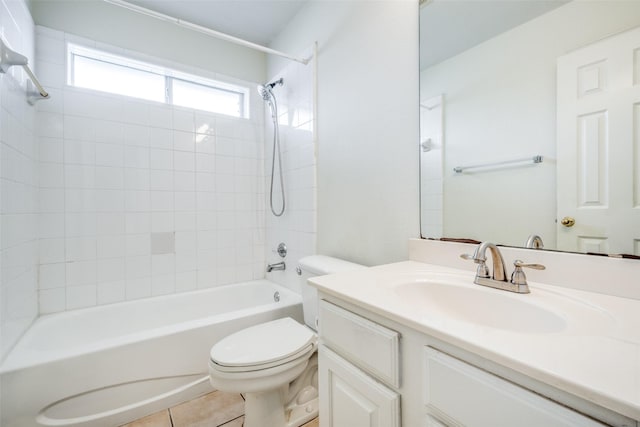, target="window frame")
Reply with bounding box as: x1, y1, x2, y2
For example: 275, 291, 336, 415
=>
67, 43, 250, 119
